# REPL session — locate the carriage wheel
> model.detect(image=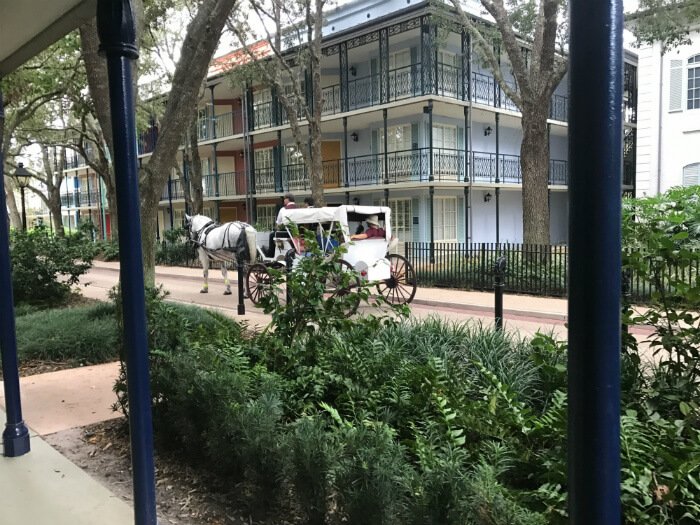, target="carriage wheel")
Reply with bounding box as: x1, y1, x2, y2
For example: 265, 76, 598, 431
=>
376, 254, 417, 305
326, 260, 361, 315
246, 263, 275, 305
